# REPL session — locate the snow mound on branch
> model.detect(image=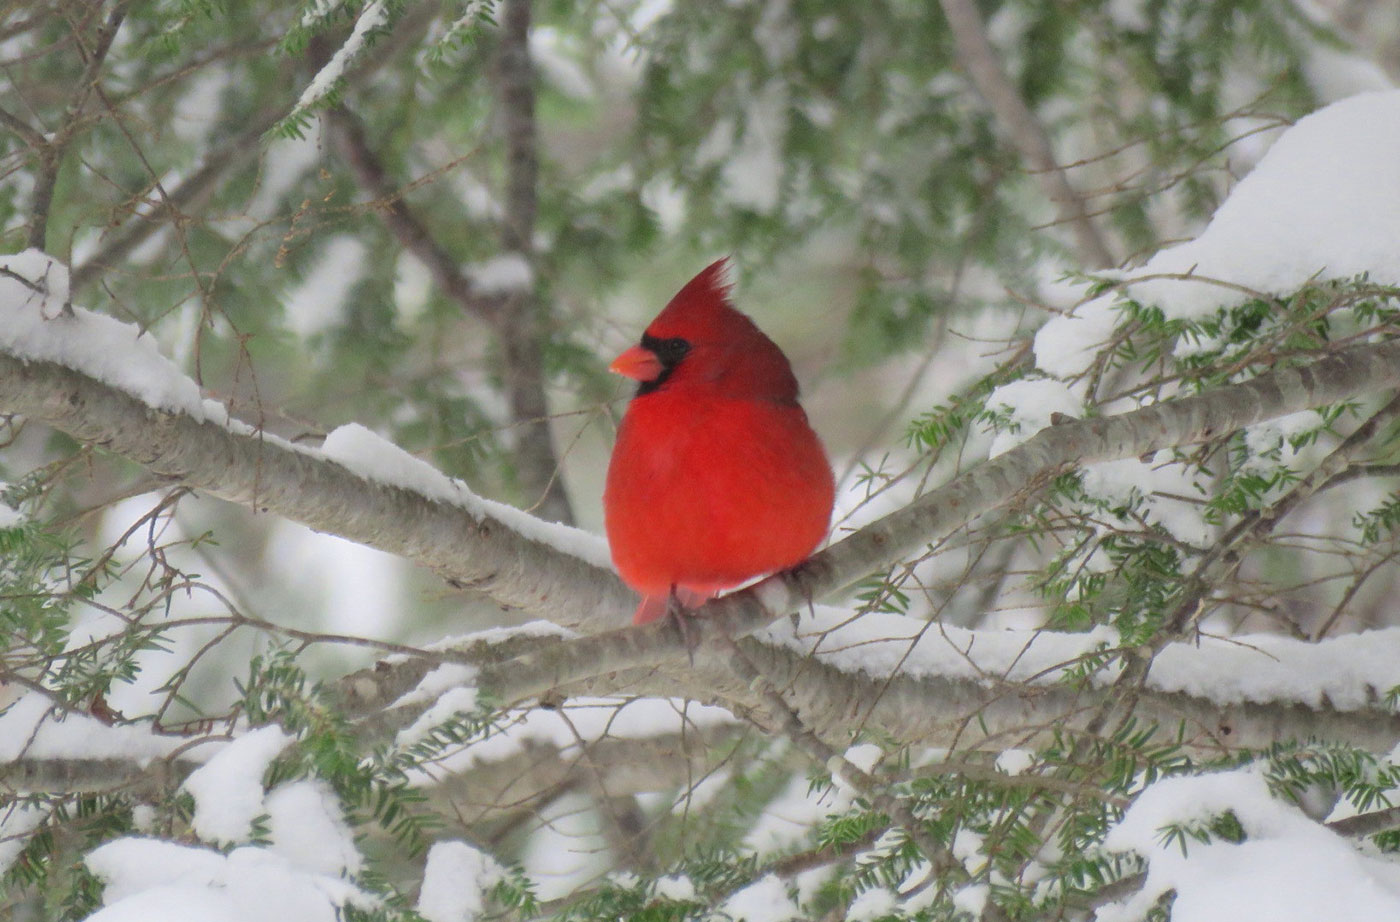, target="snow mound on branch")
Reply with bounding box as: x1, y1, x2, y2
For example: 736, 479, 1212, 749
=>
983, 377, 1083, 456
1037, 89, 1400, 376
266, 781, 362, 877
0, 250, 205, 415
1081, 451, 1210, 546
182, 725, 292, 846
0, 693, 186, 763
0, 491, 24, 529
724, 874, 801, 922
84, 837, 375, 922
1098, 770, 1400, 922
417, 840, 507, 922
320, 423, 612, 567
